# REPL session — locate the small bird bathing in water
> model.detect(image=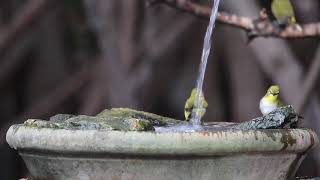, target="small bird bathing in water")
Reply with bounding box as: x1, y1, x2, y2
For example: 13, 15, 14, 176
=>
259, 85, 284, 115
184, 88, 208, 121
271, 0, 296, 25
